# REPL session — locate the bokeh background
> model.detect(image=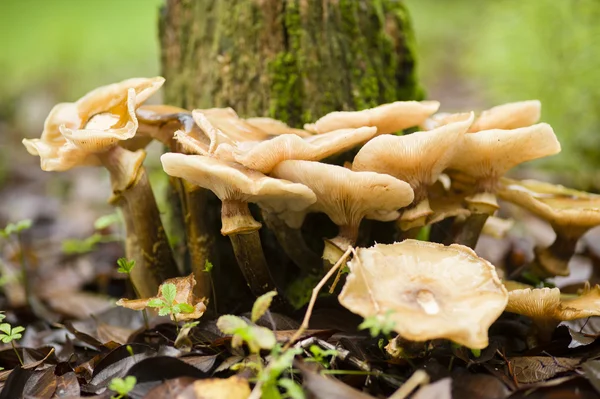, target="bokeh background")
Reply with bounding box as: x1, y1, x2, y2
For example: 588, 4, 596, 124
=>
1, 0, 599, 234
